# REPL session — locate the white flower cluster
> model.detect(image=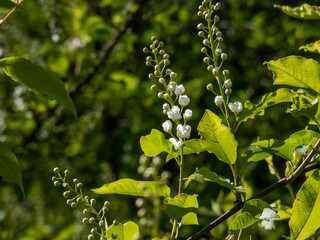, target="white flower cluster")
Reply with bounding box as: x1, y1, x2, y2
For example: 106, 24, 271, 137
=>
161, 83, 193, 151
